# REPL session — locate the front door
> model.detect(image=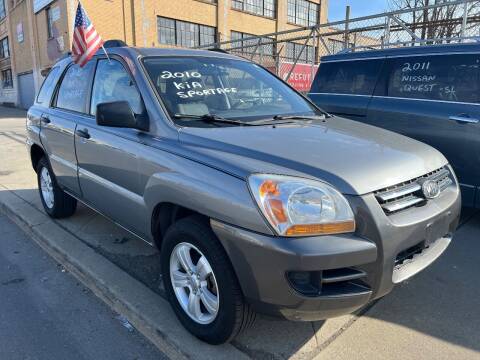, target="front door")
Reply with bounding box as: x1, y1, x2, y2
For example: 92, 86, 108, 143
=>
366, 54, 480, 207
75, 58, 149, 238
